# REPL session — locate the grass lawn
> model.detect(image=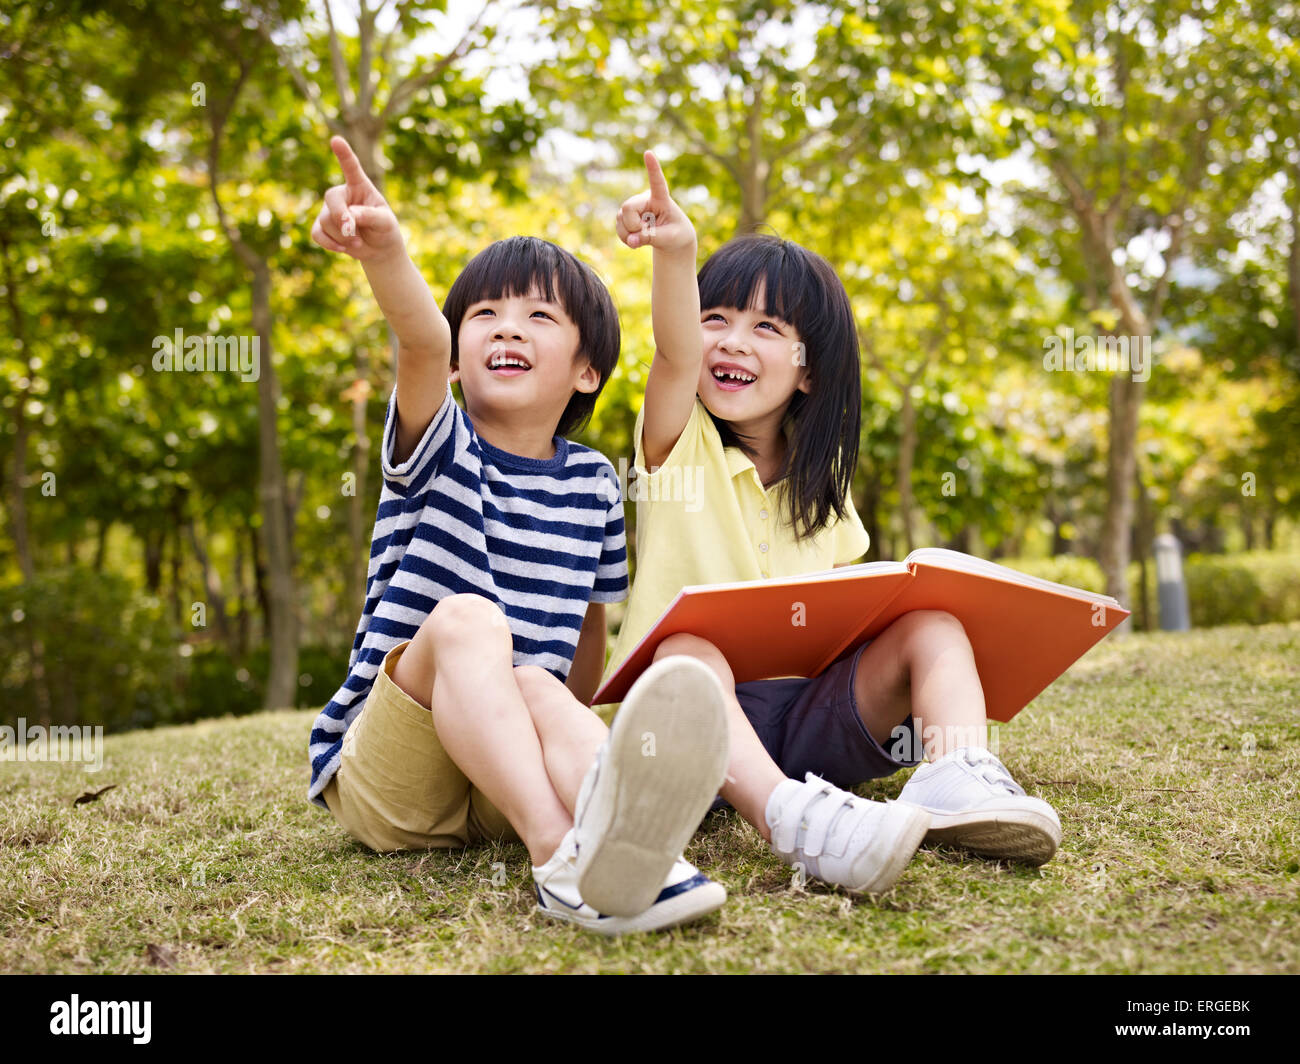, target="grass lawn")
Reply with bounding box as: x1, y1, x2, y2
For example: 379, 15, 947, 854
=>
2, 622, 1297, 974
